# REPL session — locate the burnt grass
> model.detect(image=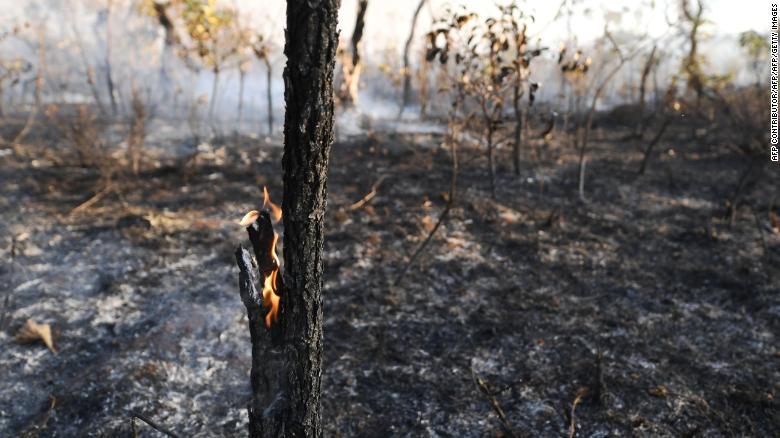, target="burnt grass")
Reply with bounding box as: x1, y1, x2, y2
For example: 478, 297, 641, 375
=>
1, 118, 778, 437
